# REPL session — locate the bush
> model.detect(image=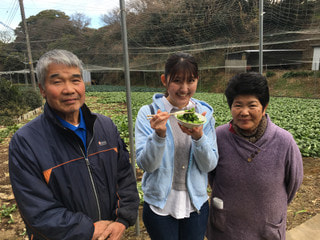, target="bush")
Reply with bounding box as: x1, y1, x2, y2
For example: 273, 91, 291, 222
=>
0, 79, 24, 125
282, 71, 314, 79
0, 78, 42, 125
0, 78, 22, 104
266, 71, 276, 78
22, 88, 42, 110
